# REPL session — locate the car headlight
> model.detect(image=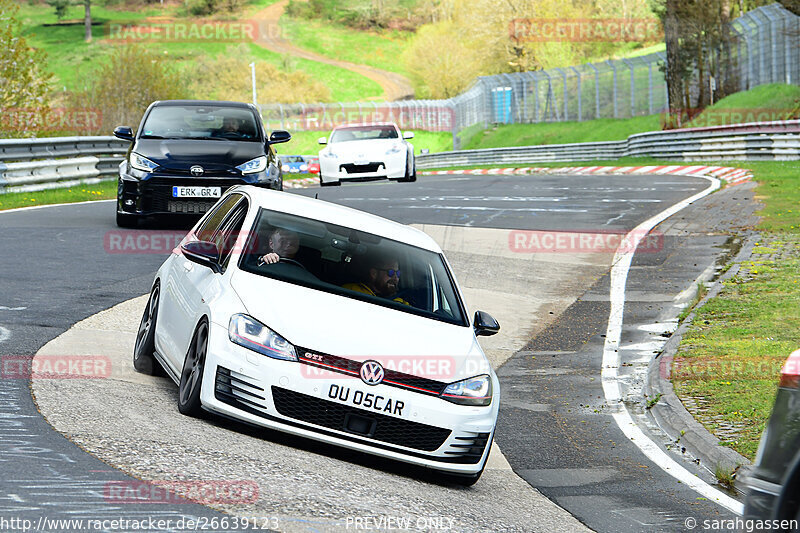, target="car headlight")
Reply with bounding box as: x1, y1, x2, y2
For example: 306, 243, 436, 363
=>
441, 374, 492, 406
236, 156, 268, 174
228, 314, 297, 361
129, 153, 158, 172
385, 143, 403, 155
299, 164, 307, 171
321, 150, 338, 159
281, 165, 290, 172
